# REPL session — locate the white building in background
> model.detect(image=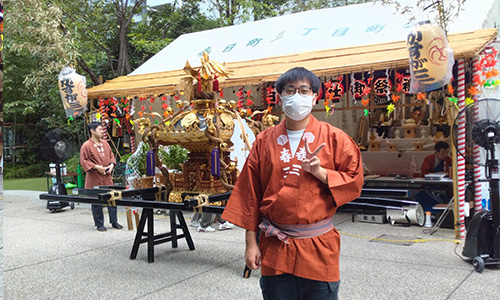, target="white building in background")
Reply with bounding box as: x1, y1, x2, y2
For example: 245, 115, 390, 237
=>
147, 0, 181, 10
133, 0, 180, 23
